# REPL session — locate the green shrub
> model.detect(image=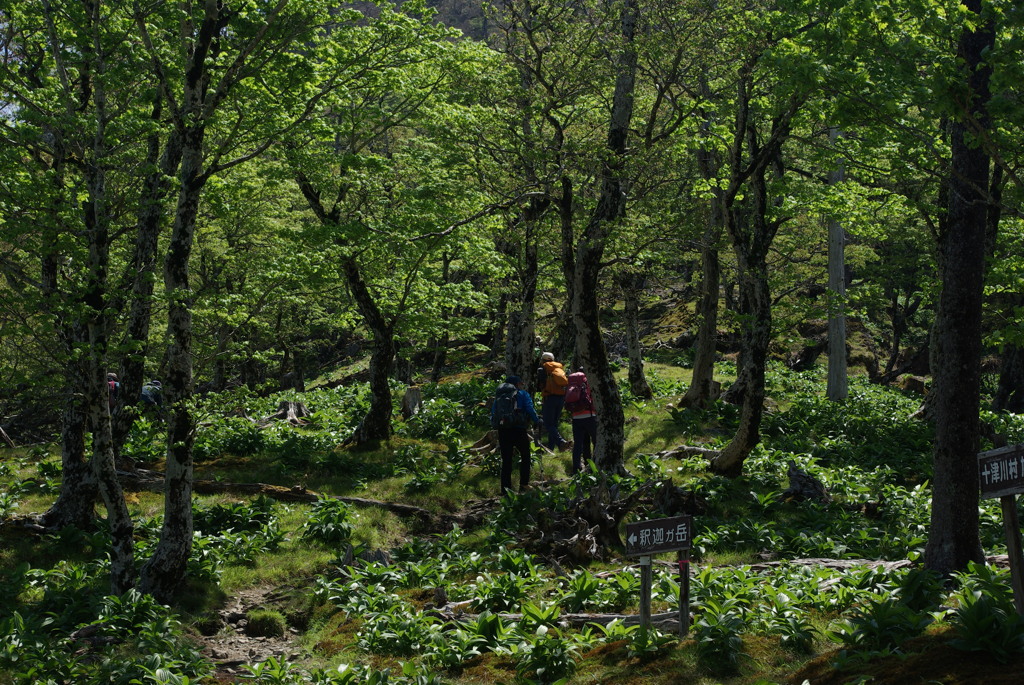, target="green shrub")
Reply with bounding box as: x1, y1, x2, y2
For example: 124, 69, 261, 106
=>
246, 609, 287, 637
949, 592, 1024, 663
827, 595, 931, 651
512, 625, 579, 682
301, 499, 354, 546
